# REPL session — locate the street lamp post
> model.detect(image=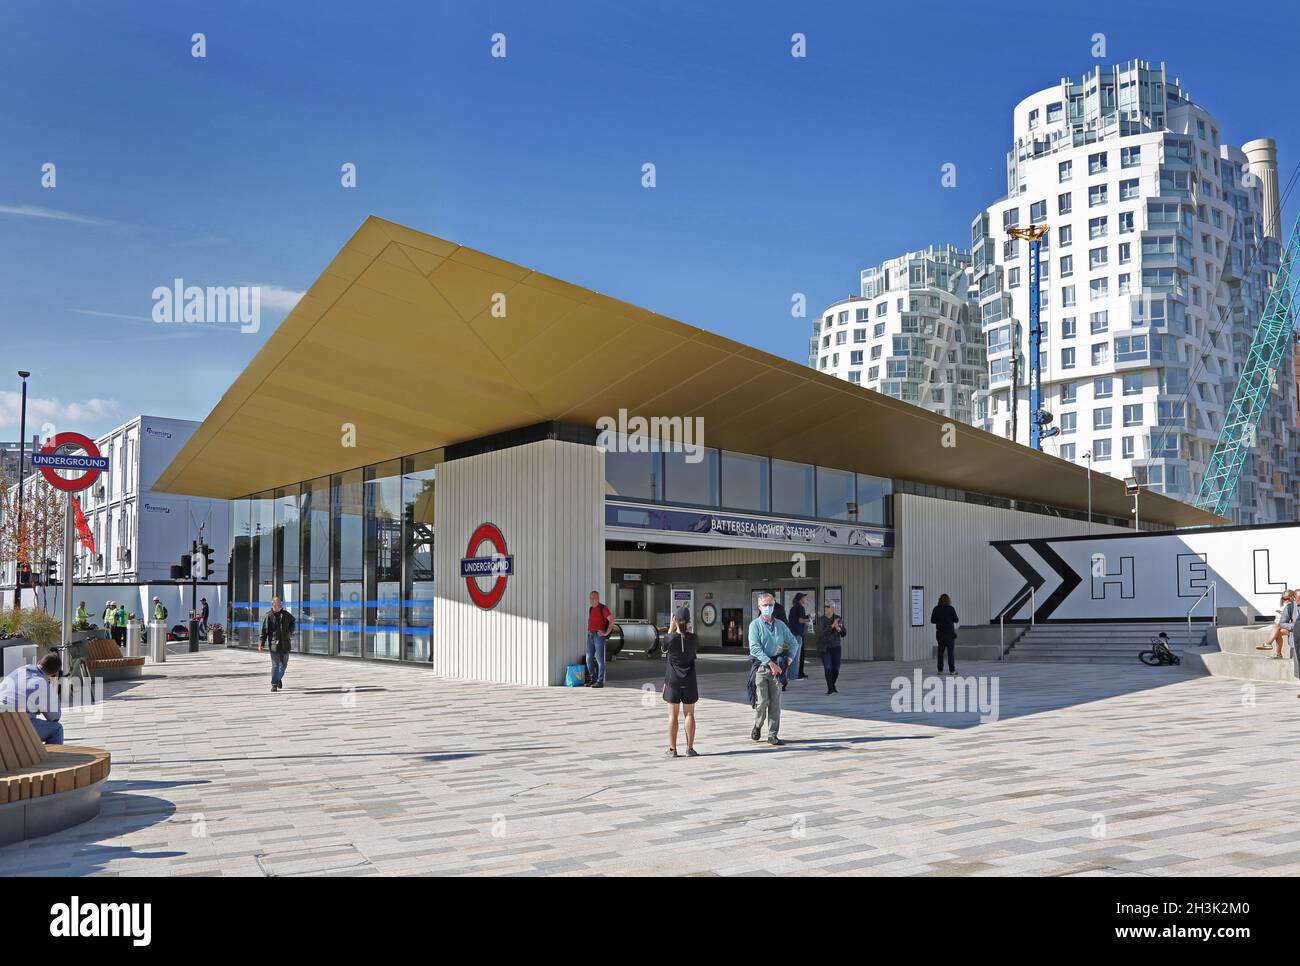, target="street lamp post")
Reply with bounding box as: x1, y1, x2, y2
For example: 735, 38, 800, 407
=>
13, 370, 30, 608
1124, 476, 1141, 531
1082, 450, 1093, 533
